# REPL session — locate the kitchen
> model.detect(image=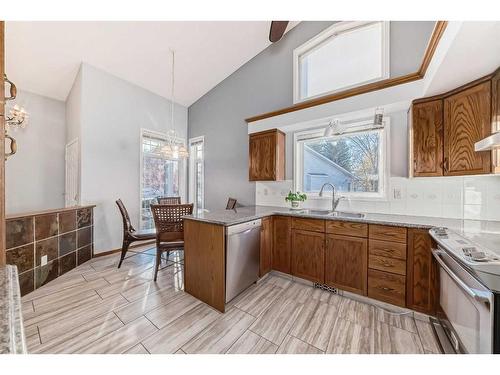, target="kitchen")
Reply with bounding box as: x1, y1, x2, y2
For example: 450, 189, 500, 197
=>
1, 2, 500, 371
